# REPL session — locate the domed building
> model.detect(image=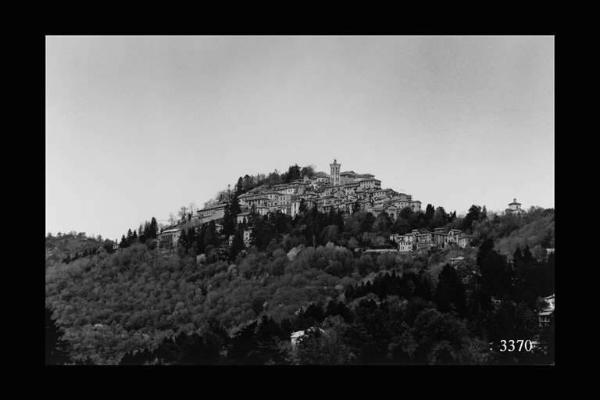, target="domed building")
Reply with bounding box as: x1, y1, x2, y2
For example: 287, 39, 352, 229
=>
506, 198, 525, 215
